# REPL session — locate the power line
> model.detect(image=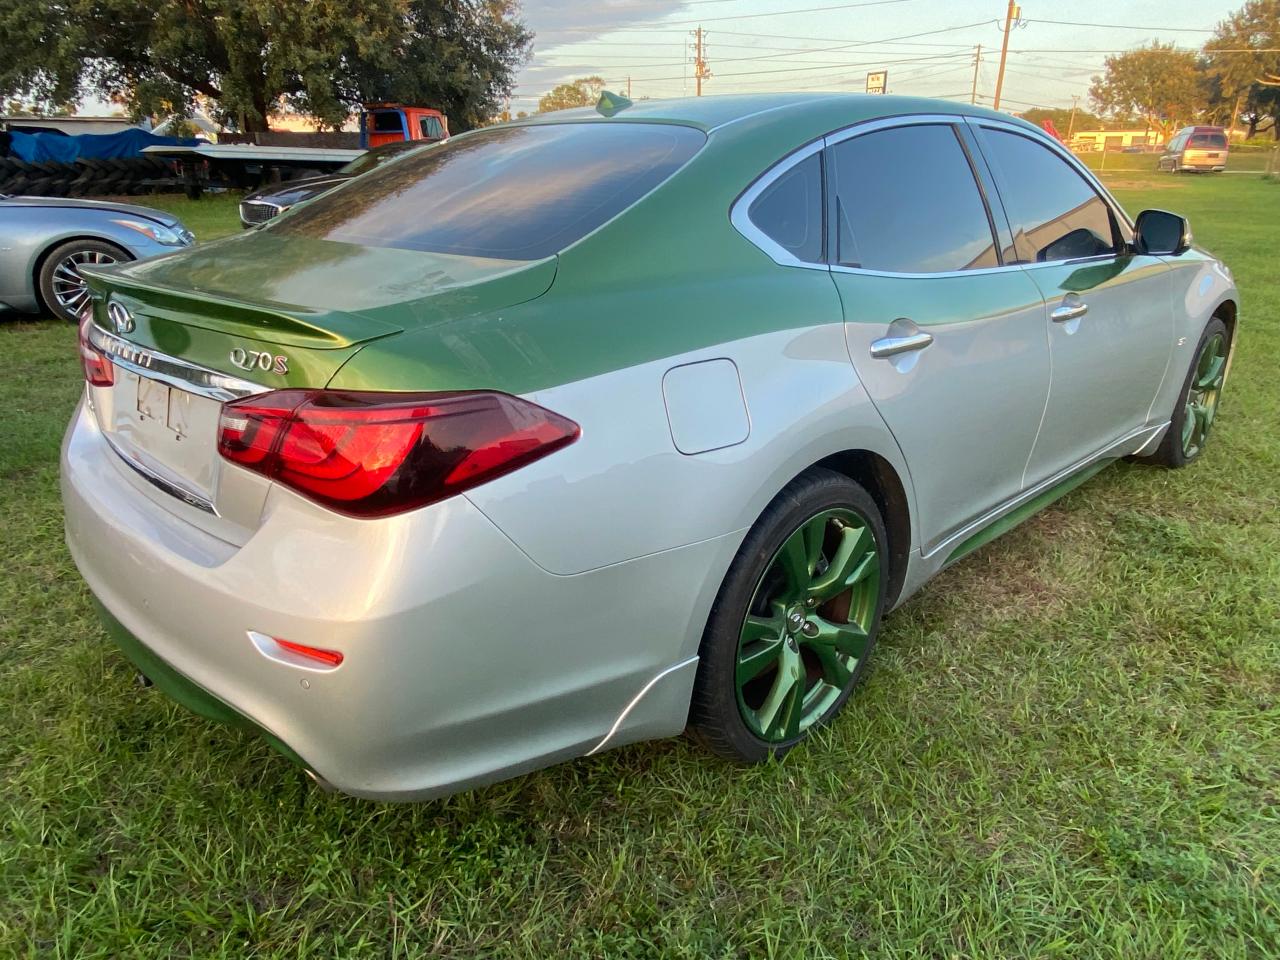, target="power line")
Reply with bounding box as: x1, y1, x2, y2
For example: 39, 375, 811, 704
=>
710, 23, 994, 45
551, 0, 917, 32
622, 49, 971, 85
1023, 18, 1214, 32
